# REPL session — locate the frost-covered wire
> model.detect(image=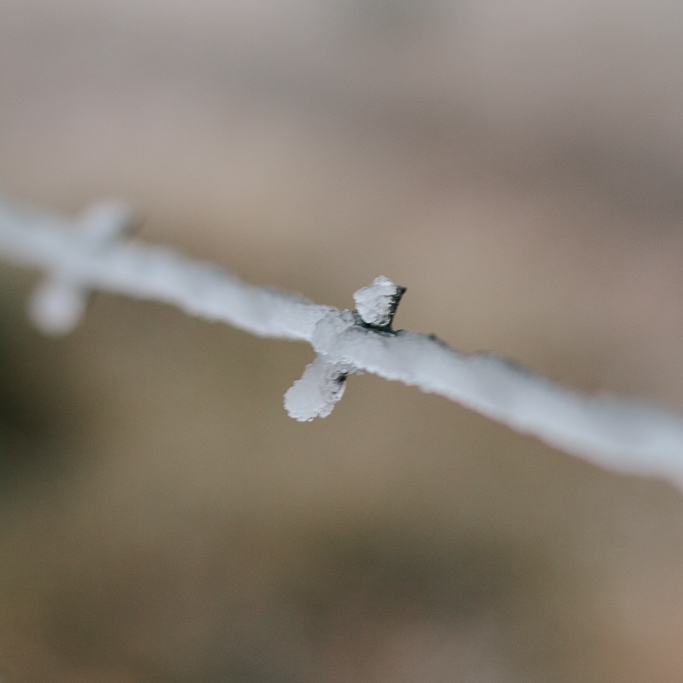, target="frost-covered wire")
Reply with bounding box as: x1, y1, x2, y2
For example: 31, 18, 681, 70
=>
1, 198, 683, 487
